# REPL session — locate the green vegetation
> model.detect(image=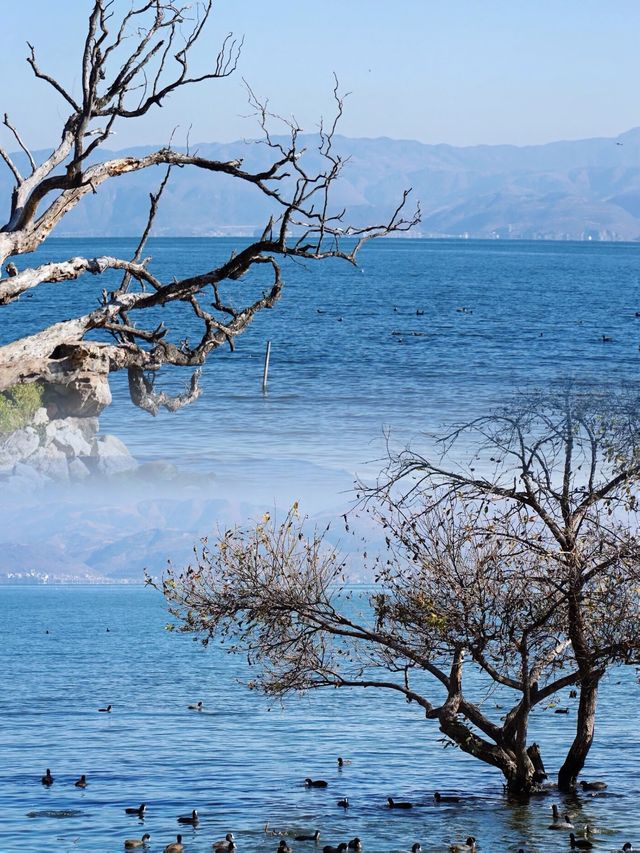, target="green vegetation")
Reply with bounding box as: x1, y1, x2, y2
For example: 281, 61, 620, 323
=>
0, 383, 44, 434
